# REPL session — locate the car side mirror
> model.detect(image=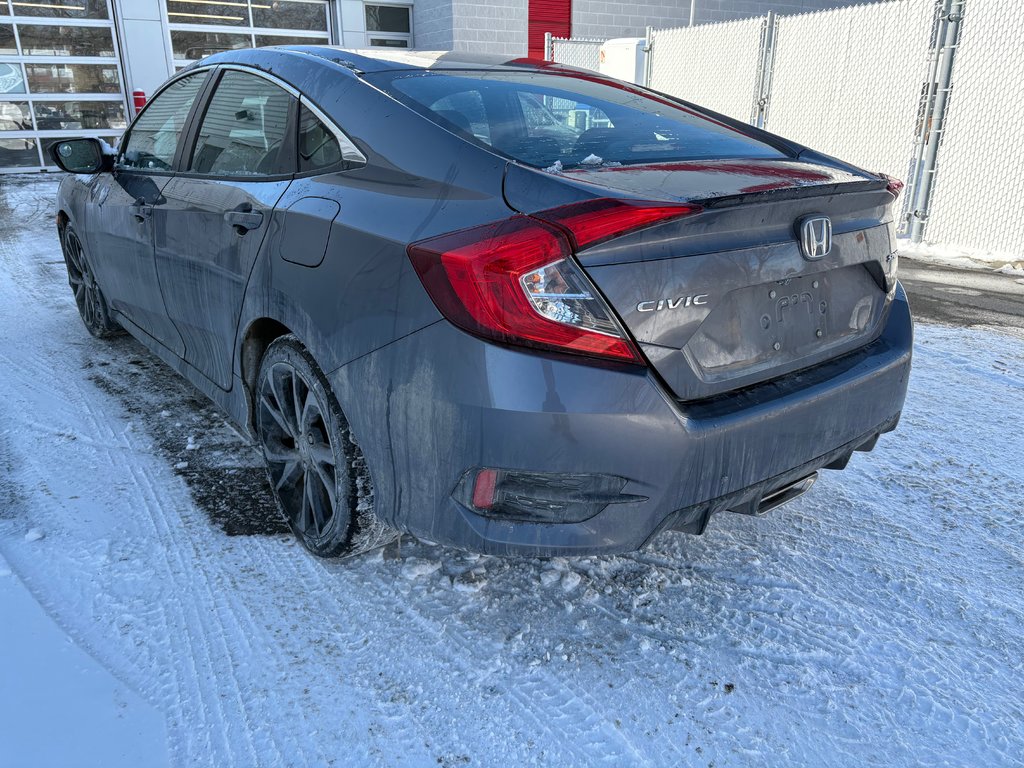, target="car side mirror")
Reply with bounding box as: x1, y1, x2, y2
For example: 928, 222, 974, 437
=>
49, 138, 111, 174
